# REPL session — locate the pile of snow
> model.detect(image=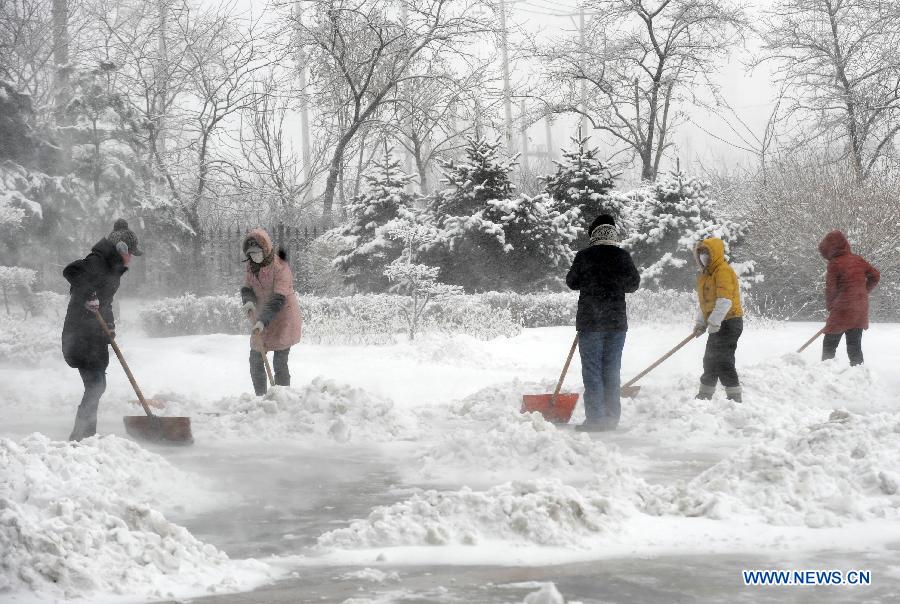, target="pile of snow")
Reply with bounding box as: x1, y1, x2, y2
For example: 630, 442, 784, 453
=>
414, 409, 632, 486
523, 582, 566, 604
169, 378, 421, 443
0, 434, 272, 600
318, 479, 635, 549
622, 355, 886, 441
339, 568, 401, 583
646, 411, 900, 527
